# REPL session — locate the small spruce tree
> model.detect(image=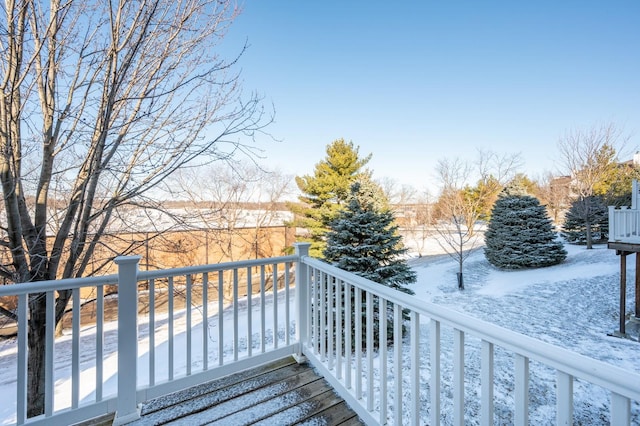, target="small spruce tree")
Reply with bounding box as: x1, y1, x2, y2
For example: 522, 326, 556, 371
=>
324, 181, 415, 348
561, 196, 608, 247
485, 188, 567, 269
324, 182, 416, 294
